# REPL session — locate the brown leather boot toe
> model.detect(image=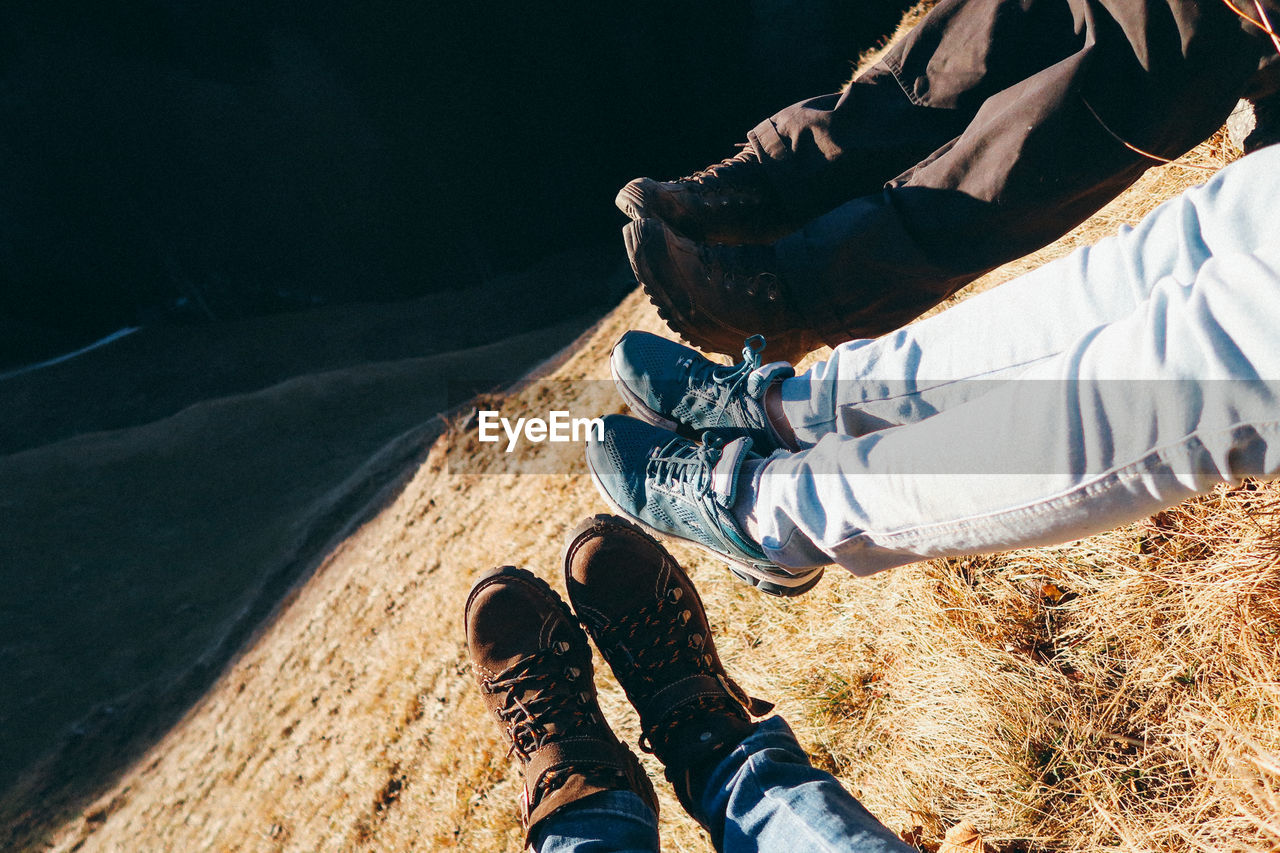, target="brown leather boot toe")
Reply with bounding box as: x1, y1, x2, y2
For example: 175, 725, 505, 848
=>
562, 516, 773, 815
465, 565, 658, 843
624, 217, 819, 363
614, 146, 799, 245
